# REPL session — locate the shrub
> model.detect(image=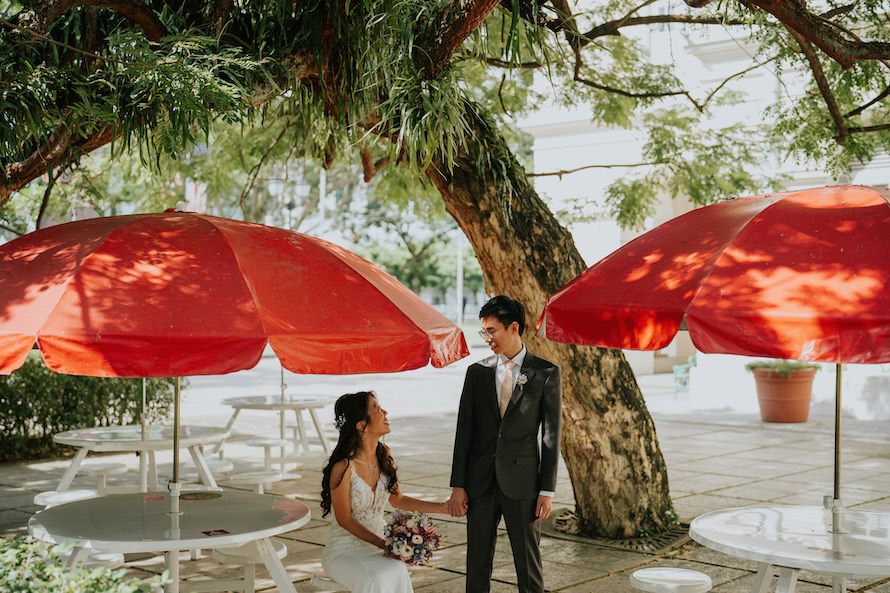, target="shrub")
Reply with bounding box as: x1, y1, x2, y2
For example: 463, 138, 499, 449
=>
0, 536, 162, 593
0, 354, 175, 462
744, 359, 821, 377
